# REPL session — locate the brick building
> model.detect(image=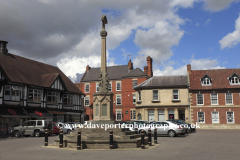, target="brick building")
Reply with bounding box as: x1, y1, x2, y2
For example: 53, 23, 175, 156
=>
134, 76, 190, 123
187, 64, 240, 129
76, 56, 153, 121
